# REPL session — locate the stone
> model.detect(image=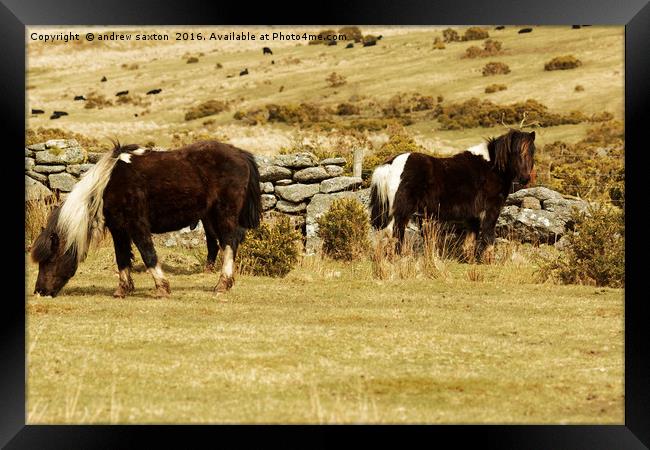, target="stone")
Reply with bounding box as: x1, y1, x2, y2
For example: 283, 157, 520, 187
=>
45, 139, 78, 149
275, 179, 293, 186
521, 196, 541, 210
25, 148, 34, 158
320, 176, 363, 193
66, 164, 94, 176
293, 166, 330, 183
35, 144, 86, 165
506, 186, 563, 206
26, 143, 46, 151
25, 157, 35, 171
34, 165, 66, 174
87, 152, 105, 163
254, 155, 274, 167
261, 194, 277, 210
25, 176, 53, 201
26, 171, 47, 183
324, 165, 344, 177
260, 182, 274, 193
275, 183, 320, 203
273, 152, 318, 168
305, 189, 370, 254
48, 173, 77, 192
259, 165, 292, 182
496, 207, 566, 243
276, 200, 307, 214
319, 157, 347, 166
